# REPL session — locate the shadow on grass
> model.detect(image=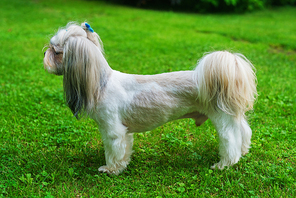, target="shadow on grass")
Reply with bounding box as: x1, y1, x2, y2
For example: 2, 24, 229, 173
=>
126, 141, 220, 175
15, 141, 219, 180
